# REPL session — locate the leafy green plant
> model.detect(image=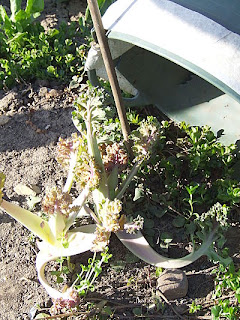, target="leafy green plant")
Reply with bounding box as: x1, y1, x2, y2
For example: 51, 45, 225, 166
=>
184, 183, 200, 216
211, 263, 240, 319
1, 0, 44, 30
178, 122, 237, 175
189, 300, 202, 314
132, 120, 239, 252
0, 0, 116, 88
73, 248, 112, 296
154, 122, 239, 213
50, 257, 72, 284
50, 248, 112, 315
0, 21, 85, 88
